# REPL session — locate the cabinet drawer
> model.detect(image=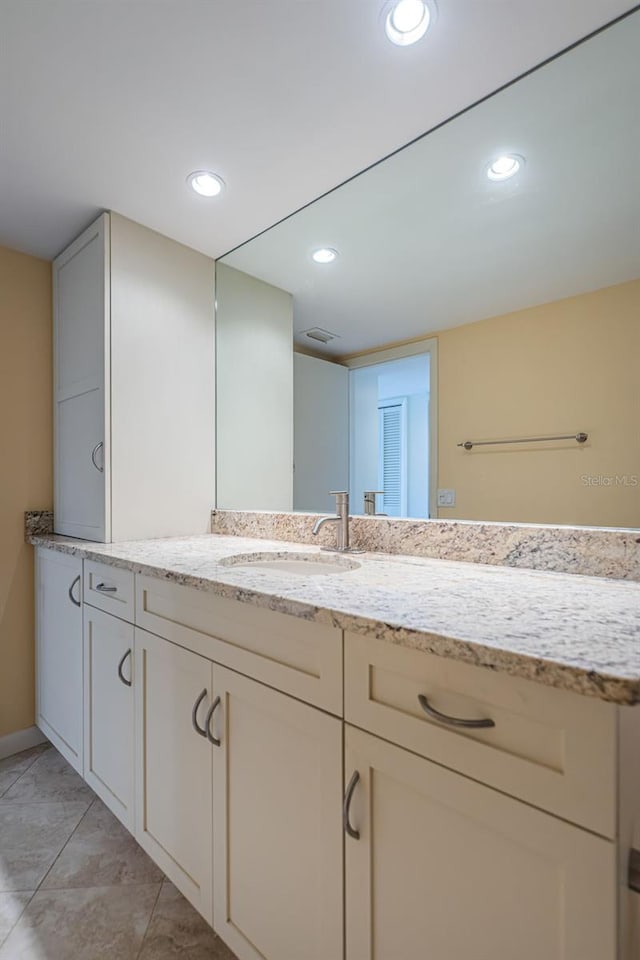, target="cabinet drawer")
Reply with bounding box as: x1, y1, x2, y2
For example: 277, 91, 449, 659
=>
84, 560, 134, 622
136, 575, 343, 715
345, 633, 617, 837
